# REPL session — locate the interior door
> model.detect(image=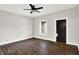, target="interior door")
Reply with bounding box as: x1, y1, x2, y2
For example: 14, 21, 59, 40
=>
56, 19, 66, 43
